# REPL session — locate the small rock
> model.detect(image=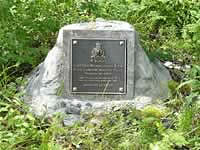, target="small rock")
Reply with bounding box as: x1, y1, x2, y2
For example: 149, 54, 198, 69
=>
164, 61, 173, 68
63, 114, 81, 126
65, 104, 81, 115
90, 118, 102, 126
